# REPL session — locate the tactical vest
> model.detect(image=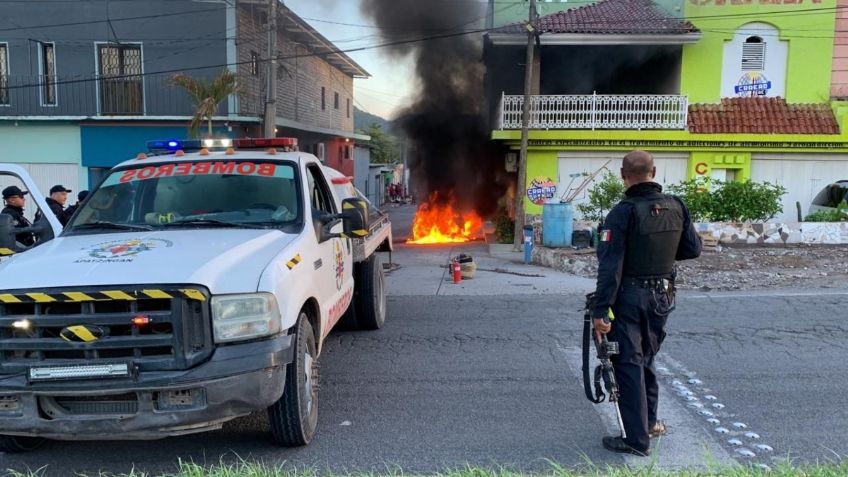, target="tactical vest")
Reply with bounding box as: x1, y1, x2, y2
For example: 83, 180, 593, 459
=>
621, 193, 684, 278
